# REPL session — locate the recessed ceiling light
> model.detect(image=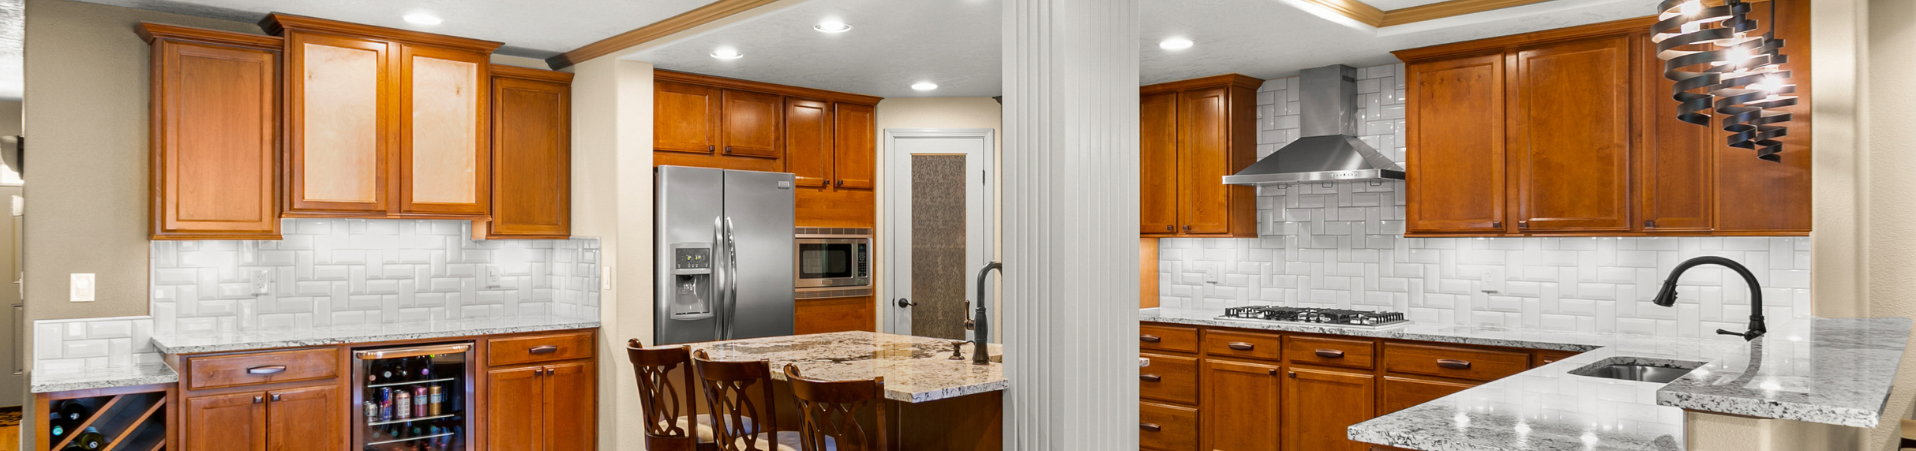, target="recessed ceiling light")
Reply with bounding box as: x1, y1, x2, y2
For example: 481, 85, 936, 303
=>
911, 82, 938, 91
814, 21, 853, 33
403, 13, 442, 26
1159, 38, 1194, 50
711, 48, 744, 60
